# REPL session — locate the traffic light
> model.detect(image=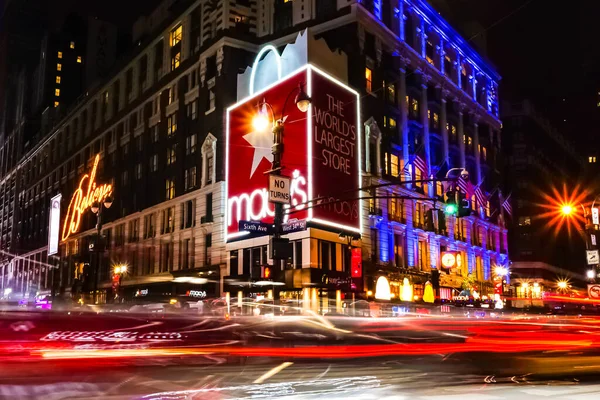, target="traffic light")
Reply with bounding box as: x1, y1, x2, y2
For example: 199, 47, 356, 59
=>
457, 192, 471, 218
444, 190, 458, 215
424, 209, 435, 231
263, 266, 271, 279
